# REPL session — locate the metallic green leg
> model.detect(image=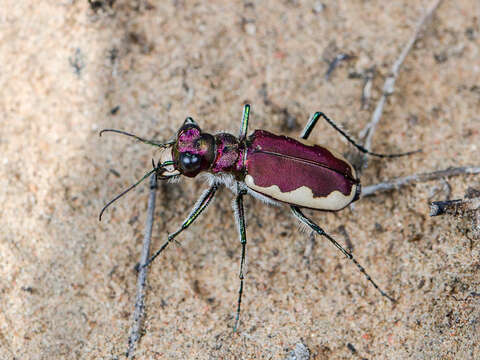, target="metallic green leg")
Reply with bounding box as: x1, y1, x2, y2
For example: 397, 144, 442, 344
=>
291, 205, 395, 302
239, 104, 250, 140
233, 184, 248, 332
301, 112, 419, 157
144, 184, 218, 267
